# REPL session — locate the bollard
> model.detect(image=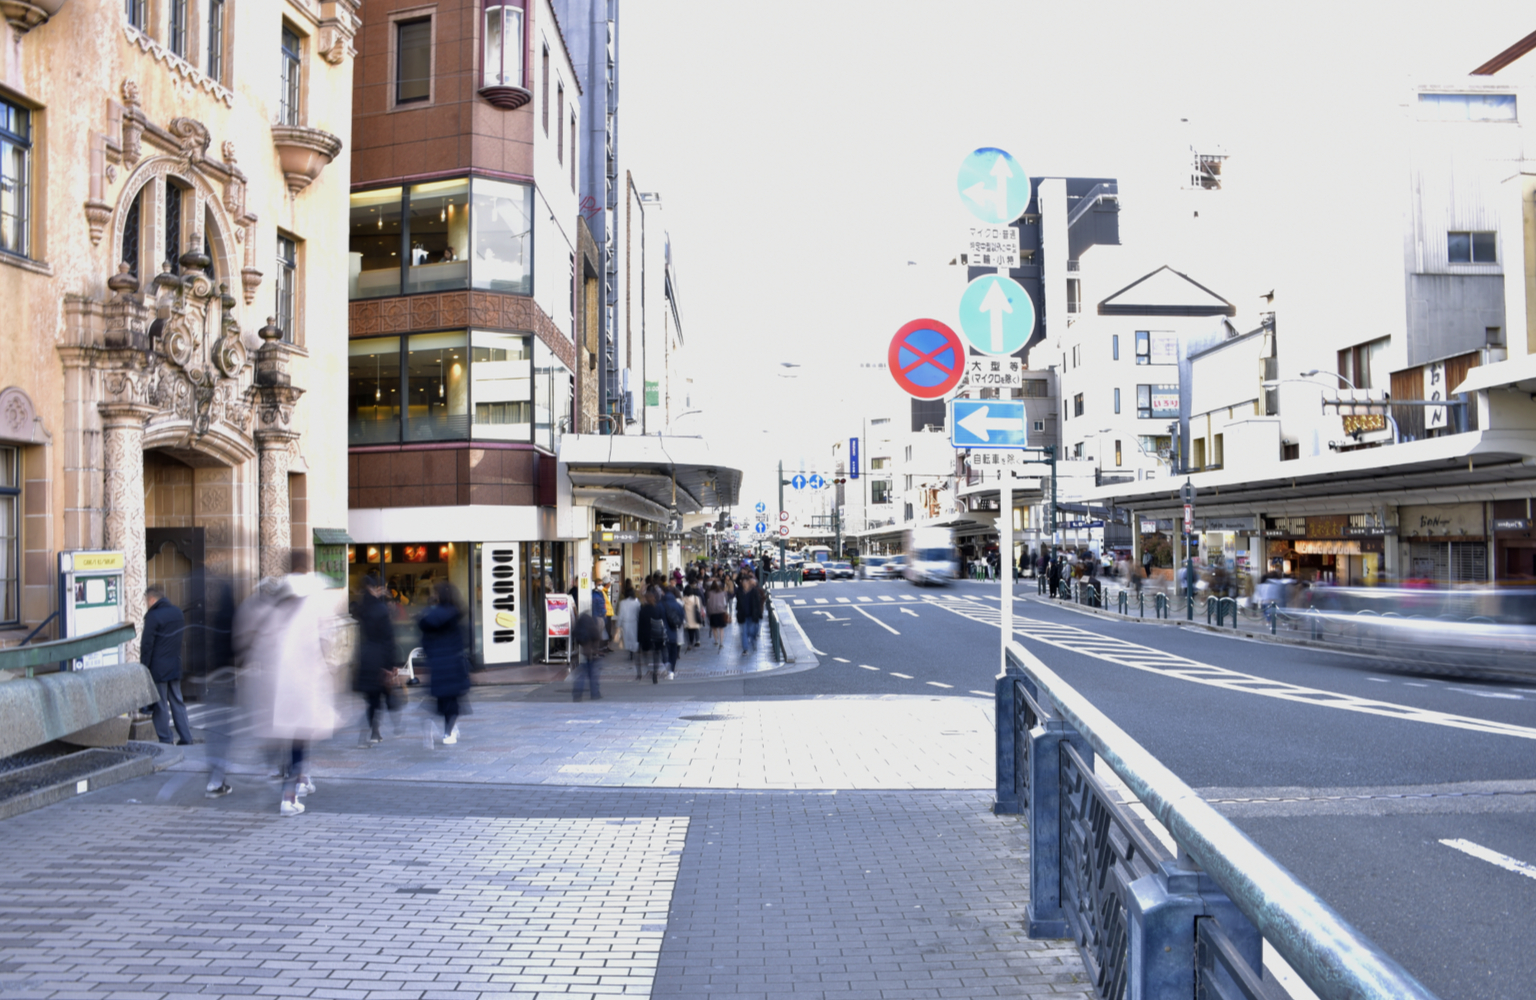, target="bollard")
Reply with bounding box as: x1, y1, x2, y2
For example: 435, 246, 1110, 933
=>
1118, 590, 1128, 615
1139, 590, 1145, 618
993, 666, 1026, 816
